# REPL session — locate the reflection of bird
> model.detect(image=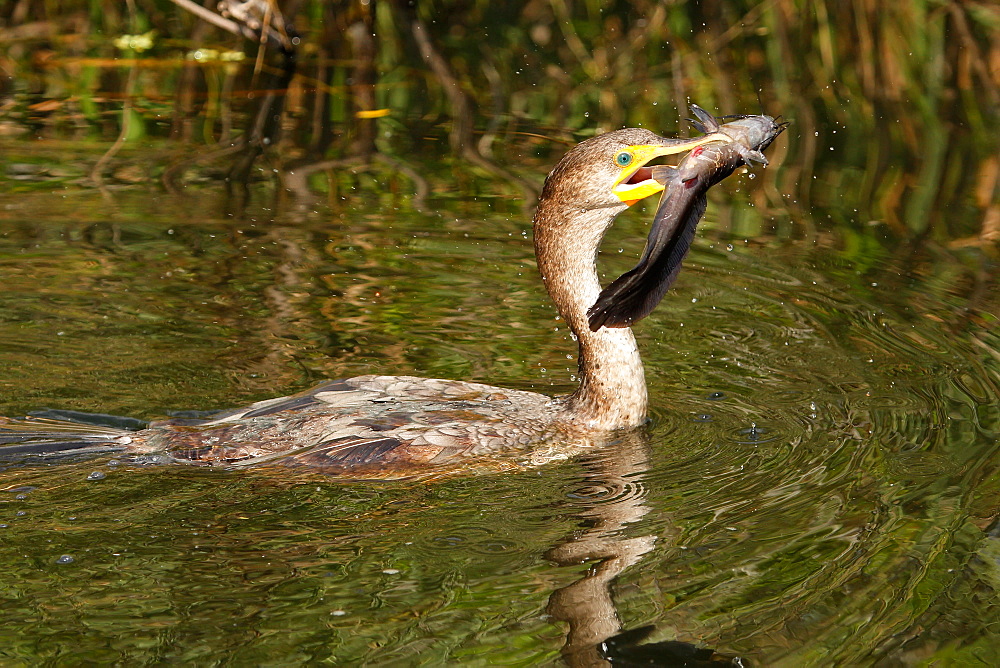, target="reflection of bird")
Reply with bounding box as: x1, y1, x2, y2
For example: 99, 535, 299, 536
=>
599, 625, 745, 666
1, 107, 784, 478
